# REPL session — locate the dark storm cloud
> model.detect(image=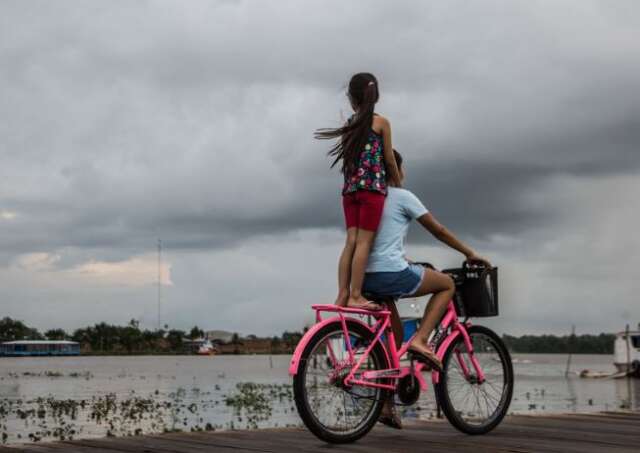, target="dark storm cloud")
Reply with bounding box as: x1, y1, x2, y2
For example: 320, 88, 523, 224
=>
1, 0, 640, 251
1, 0, 639, 335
